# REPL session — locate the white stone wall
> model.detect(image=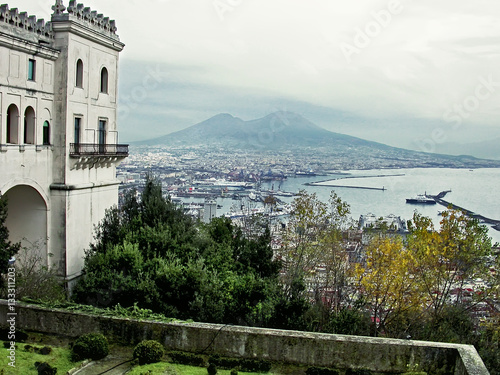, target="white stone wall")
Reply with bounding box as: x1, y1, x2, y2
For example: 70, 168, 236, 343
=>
50, 183, 119, 279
